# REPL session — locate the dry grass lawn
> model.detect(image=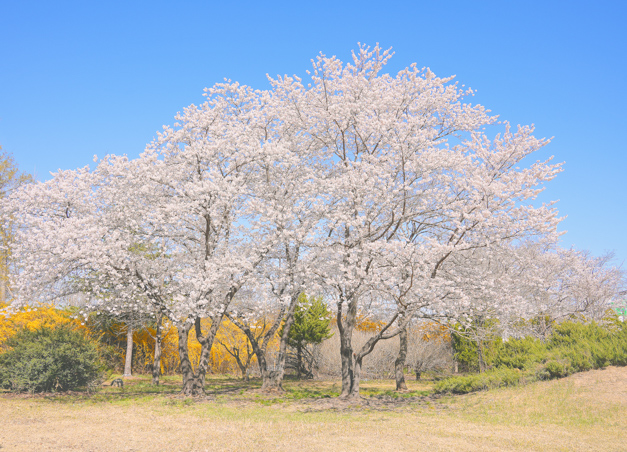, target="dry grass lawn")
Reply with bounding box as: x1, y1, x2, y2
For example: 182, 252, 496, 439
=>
1, 367, 625, 451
